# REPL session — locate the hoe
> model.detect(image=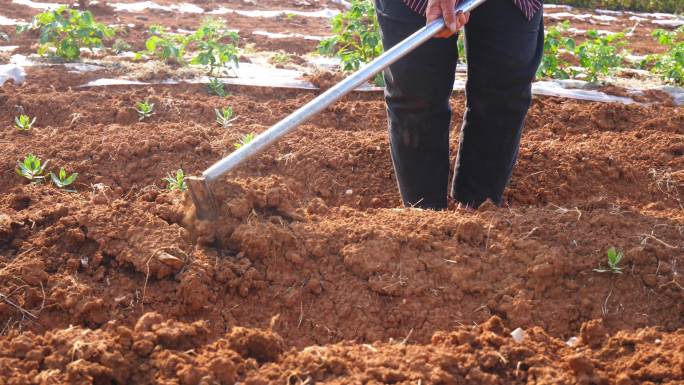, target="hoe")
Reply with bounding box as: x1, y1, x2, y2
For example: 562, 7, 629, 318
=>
187, 0, 488, 219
